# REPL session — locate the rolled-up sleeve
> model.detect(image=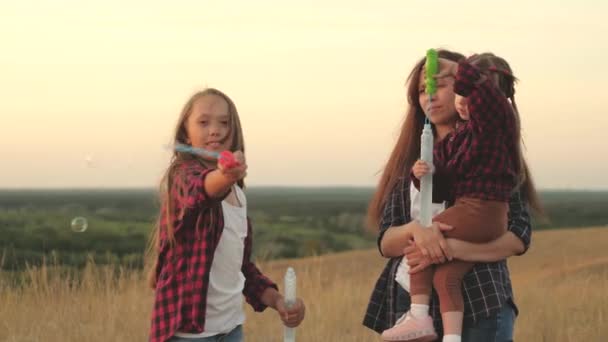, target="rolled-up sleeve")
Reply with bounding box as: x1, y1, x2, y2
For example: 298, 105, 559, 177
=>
377, 177, 411, 256
507, 189, 532, 254
172, 161, 229, 209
